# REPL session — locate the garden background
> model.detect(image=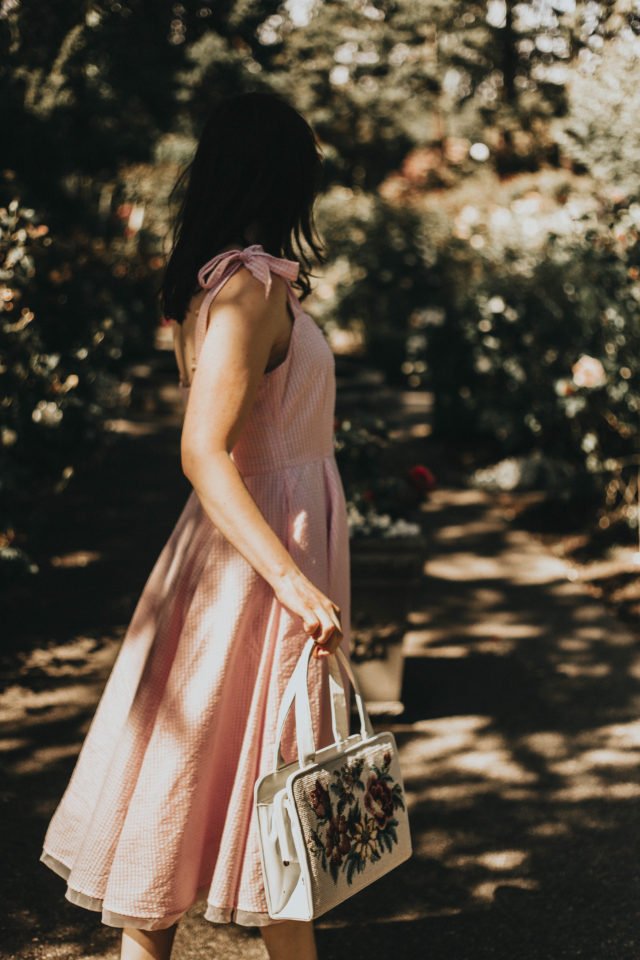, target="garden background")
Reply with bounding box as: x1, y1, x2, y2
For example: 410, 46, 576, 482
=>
3, 2, 640, 958
3, 0, 640, 588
